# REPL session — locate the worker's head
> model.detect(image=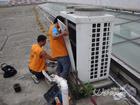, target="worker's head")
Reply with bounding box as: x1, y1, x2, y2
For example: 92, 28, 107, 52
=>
53, 16, 63, 23
37, 35, 47, 46
53, 16, 62, 28
53, 17, 58, 24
